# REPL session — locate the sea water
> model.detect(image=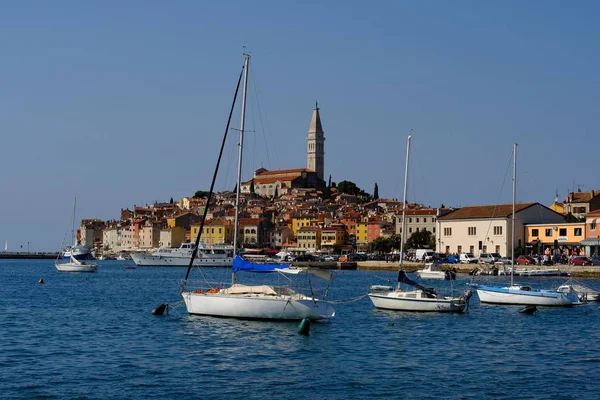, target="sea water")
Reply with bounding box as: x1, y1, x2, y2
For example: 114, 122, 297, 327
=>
1, 259, 599, 399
